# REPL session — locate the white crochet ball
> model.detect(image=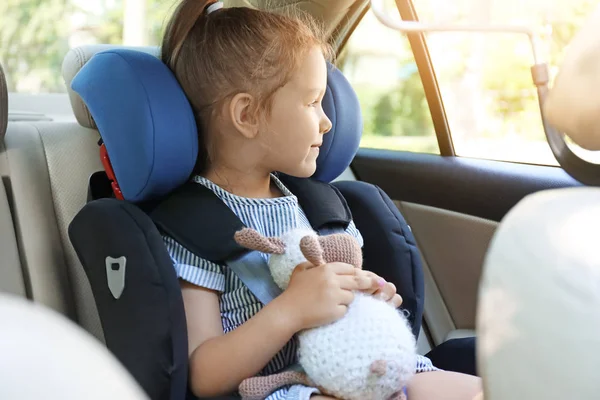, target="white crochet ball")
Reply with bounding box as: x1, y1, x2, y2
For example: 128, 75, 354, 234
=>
298, 293, 416, 400
267, 228, 417, 400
